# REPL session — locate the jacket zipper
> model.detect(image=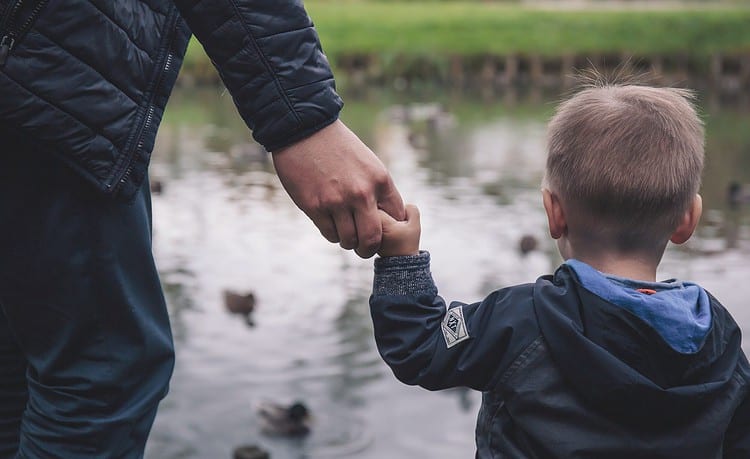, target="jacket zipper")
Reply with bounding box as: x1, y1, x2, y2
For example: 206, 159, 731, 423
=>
0, 0, 23, 65
108, 6, 179, 195
0, 0, 49, 67
109, 3, 184, 196
112, 51, 174, 194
